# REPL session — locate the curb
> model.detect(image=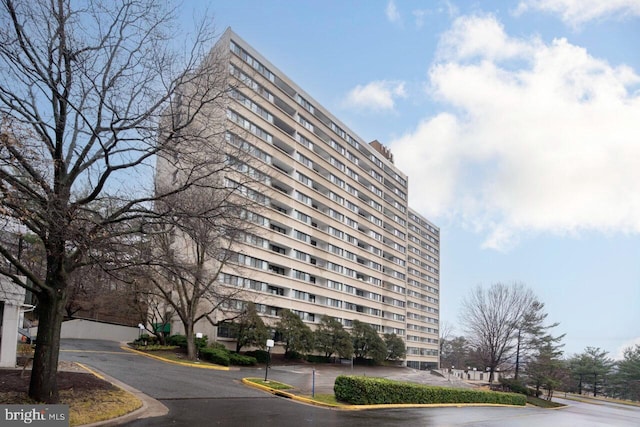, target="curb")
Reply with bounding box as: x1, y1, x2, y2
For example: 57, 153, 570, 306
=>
241, 378, 342, 408
121, 346, 230, 371
240, 378, 529, 411
75, 363, 169, 426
